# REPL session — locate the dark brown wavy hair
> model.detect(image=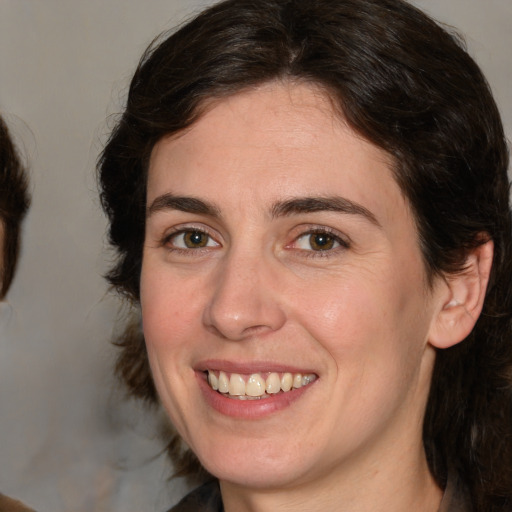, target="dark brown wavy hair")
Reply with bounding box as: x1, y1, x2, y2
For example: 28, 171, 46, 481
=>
0, 116, 30, 298
98, 0, 512, 508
